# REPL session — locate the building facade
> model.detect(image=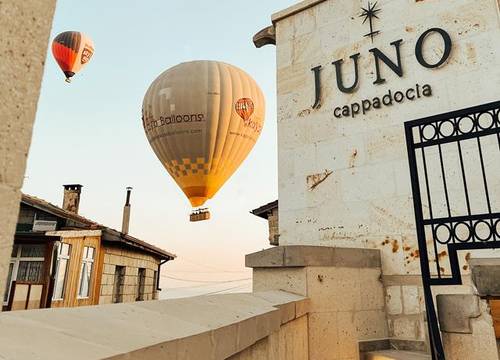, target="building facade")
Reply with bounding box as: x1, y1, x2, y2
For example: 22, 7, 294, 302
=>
251, 200, 279, 246
3, 185, 175, 311
251, 0, 500, 358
